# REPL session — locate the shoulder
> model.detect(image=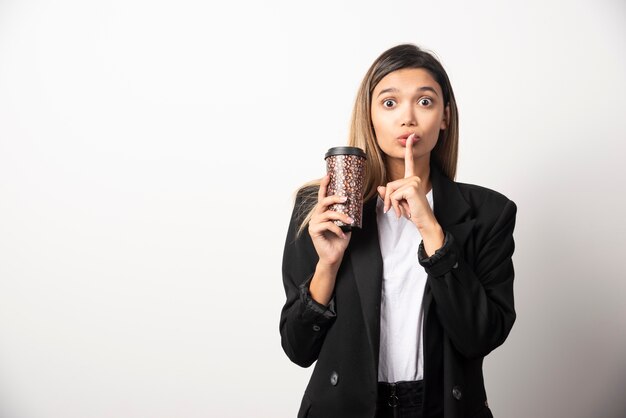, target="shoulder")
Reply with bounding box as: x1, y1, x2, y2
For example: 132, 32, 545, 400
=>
455, 181, 514, 205
455, 181, 517, 220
